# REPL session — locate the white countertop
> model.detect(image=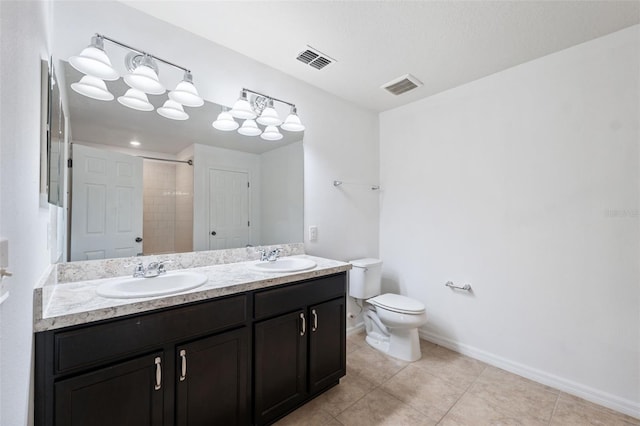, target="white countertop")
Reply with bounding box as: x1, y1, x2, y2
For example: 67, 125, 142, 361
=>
34, 255, 351, 332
